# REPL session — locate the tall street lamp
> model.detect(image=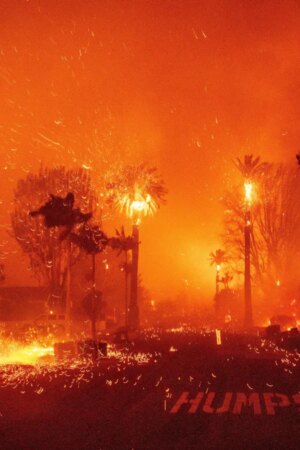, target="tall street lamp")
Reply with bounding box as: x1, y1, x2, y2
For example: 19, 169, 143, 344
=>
244, 181, 253, 328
